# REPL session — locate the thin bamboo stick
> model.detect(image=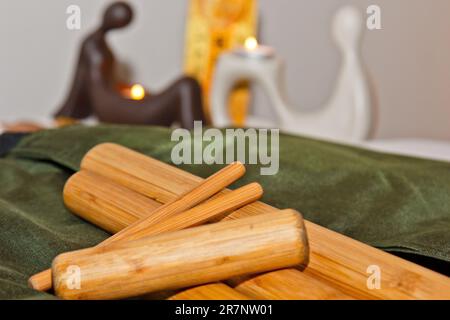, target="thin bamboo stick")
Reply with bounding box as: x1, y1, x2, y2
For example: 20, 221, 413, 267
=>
77, 175, 263, 247
52, 211, 306, 300
80, 143, 450, 300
